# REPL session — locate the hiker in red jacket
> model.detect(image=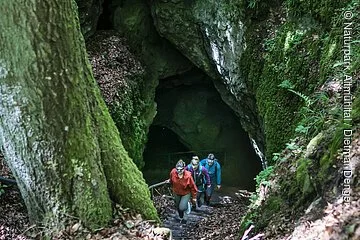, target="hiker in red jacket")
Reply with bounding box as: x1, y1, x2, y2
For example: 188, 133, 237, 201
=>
169, 159, 198, 223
